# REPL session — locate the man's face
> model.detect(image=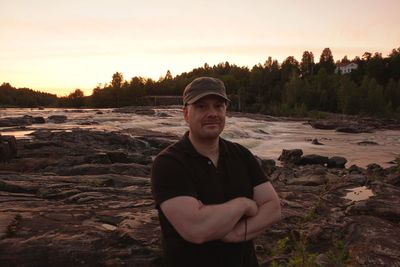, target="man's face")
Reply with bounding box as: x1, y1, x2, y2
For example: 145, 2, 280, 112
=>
183, 95, 227, 141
